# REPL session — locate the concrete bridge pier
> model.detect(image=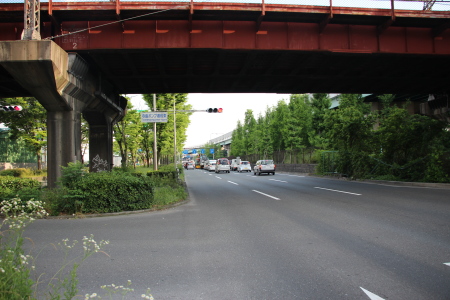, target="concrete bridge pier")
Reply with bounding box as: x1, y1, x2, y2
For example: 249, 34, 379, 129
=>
0, 40, 126, 187
46, 109, 81, 186
83, 111, 115, 172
